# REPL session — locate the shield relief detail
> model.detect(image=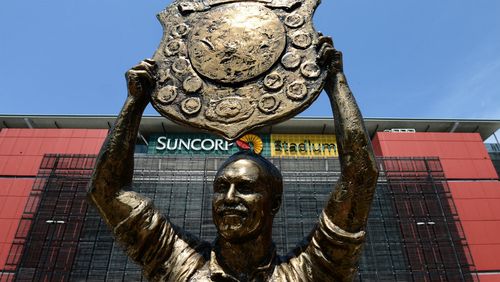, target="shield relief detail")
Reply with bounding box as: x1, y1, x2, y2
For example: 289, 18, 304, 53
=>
151, 0, 326, 140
